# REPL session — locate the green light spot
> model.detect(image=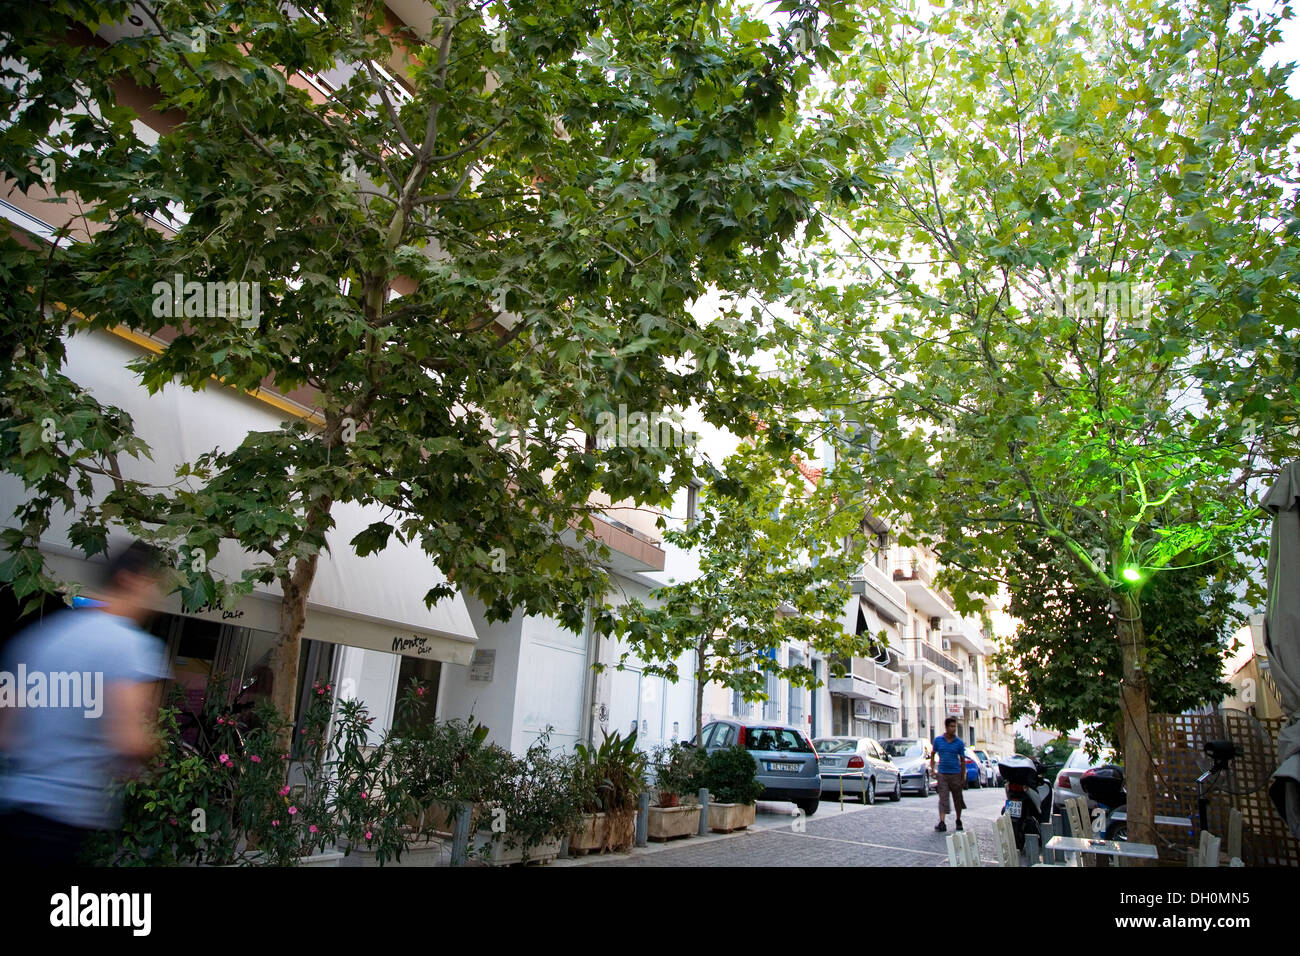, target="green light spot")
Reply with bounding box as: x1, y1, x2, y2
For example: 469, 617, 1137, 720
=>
1121, 566, 1142, 583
